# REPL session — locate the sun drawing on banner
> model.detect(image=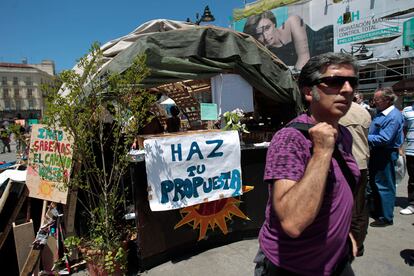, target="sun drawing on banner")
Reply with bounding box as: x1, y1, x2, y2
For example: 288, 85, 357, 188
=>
174, 186, 253, 241
38, 179, 54, 197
